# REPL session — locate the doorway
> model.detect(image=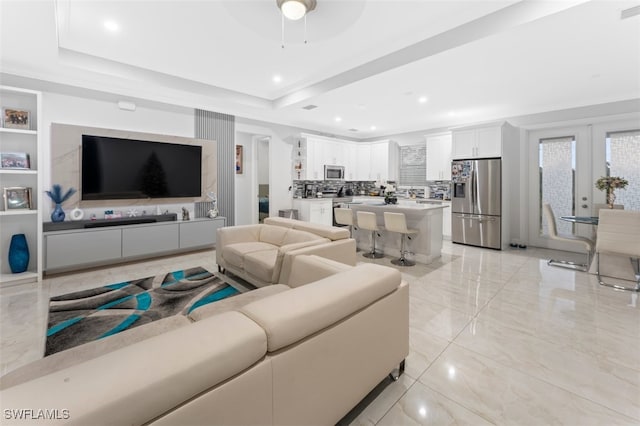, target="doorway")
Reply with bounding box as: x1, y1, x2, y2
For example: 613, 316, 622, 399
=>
257, 136, 270, 223
528, 125, 592, 250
